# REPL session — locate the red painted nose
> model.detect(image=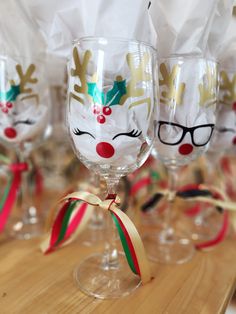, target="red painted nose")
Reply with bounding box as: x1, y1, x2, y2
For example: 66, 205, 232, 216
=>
4, 127, 17, 139
179, 143, 193, 155
233, 137, 236, 145
233, 102, 236, 111
96, 142, 115, 158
